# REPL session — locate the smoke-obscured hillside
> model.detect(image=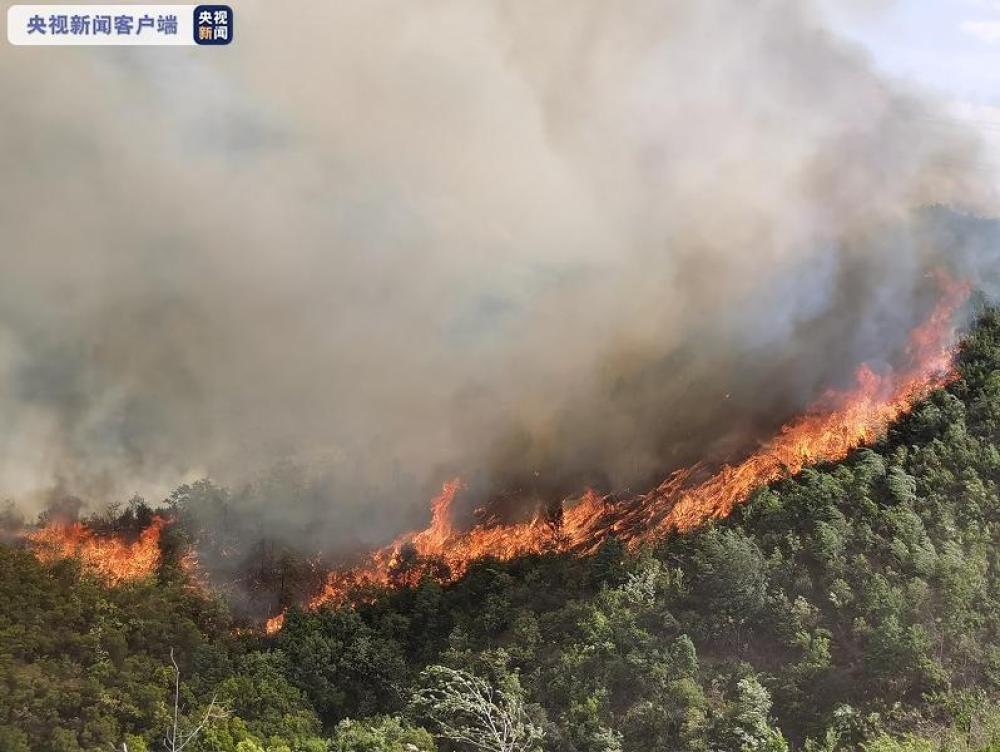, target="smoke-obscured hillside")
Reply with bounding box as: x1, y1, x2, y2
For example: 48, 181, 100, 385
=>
5, 0, 1000, 565
7, 2, 1000, 750
5, 308, 1000, 751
